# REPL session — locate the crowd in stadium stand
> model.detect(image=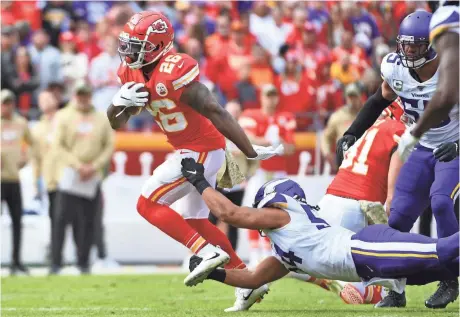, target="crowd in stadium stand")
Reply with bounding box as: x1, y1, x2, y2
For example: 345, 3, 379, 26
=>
1, 0, 429, 131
